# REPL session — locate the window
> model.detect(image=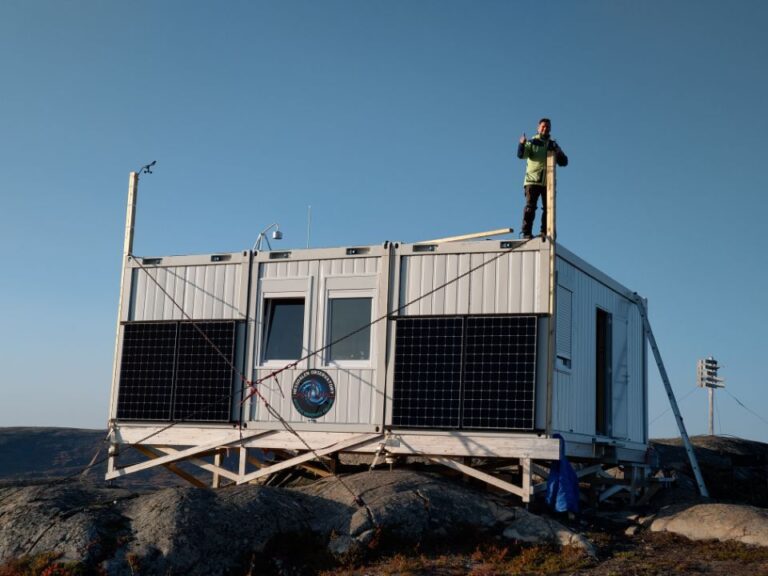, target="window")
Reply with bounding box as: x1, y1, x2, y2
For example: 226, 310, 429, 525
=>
262, 298, 305, 361
327, 297, 372, 361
